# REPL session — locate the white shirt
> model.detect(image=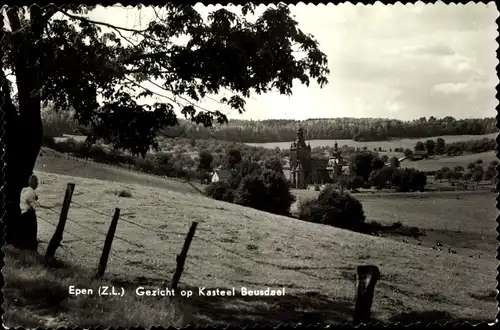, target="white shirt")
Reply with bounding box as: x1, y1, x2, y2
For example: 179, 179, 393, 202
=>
20, 187, 38, 214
